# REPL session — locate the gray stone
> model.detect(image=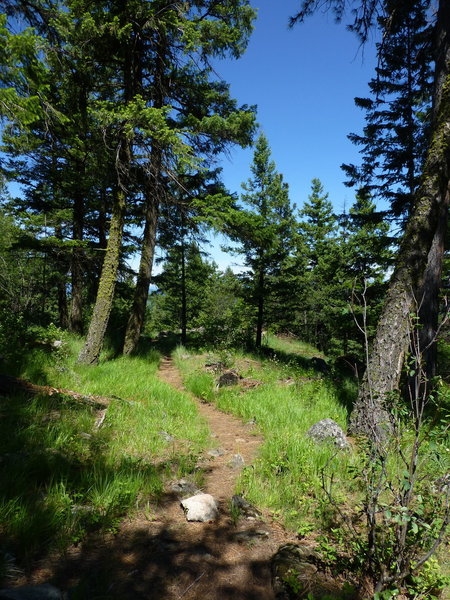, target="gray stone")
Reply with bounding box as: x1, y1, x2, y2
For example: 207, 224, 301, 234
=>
158, 431, 175, 443
228, 453, 245, 469
207, 447, 225, 457
271, 544, 356, 599
52, 340, 64, 349
231, 494, 261, 519
0, 584, 65, 600
217, 370, 240, 387
170, 479, 200, 496
181, 493, 219, 522
234, 529, 269, 542
307, 419, 349, 450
